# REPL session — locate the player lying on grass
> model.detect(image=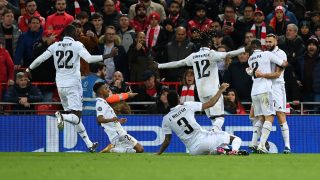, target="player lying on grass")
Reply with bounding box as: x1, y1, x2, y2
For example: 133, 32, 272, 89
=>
93, 82, 144, 153
157, 83, 248, 155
